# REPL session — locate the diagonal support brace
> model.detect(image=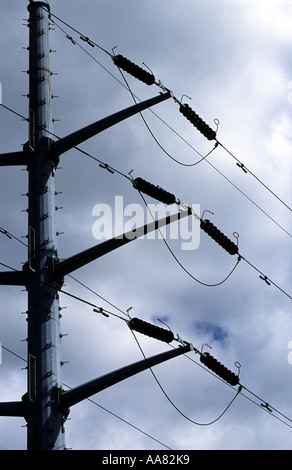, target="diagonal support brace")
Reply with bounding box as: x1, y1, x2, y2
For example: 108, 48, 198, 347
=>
60, 343, 191, 410
50, 91, 170, 158
55, 207, 192, 278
